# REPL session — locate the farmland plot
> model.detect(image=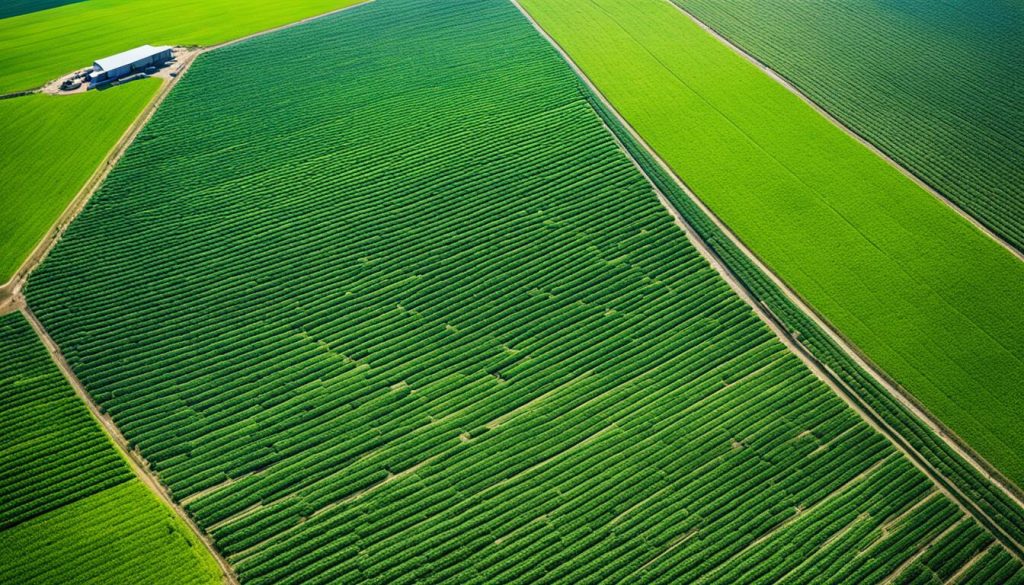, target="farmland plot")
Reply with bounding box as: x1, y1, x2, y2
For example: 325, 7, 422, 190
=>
675, 0, 1024, 253
0, 313, 221, 585
24, 0, 1023, 582
0, 0, 86, 20
0, 0, 366, 93
517, 0, 1024, 487
0, 80, 159, 283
